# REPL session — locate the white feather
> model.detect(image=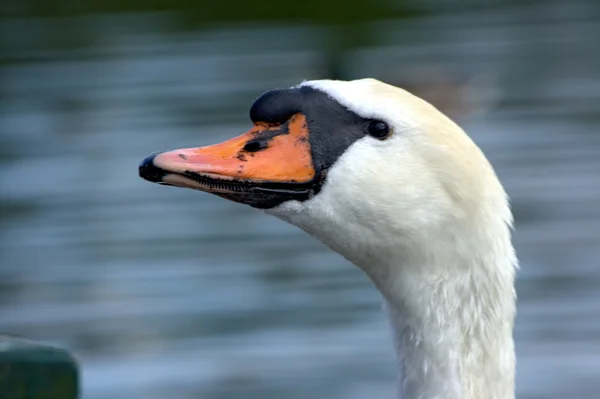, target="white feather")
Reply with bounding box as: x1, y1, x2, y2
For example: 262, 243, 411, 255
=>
267, 78, 517, 399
